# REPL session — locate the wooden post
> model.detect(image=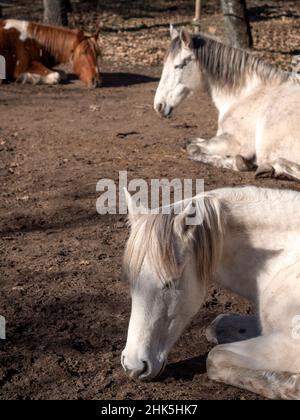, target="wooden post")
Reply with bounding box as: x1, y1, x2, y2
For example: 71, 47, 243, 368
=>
193, 0, 201, 32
